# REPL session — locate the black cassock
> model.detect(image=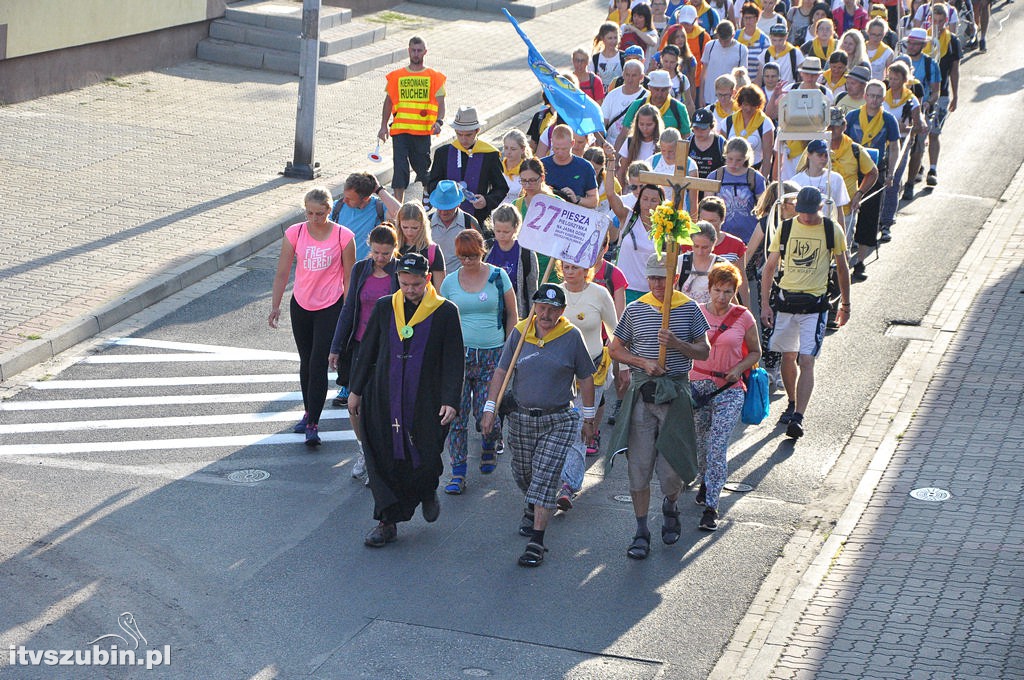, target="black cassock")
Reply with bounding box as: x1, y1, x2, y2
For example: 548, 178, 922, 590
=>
349, 296, 464, 523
